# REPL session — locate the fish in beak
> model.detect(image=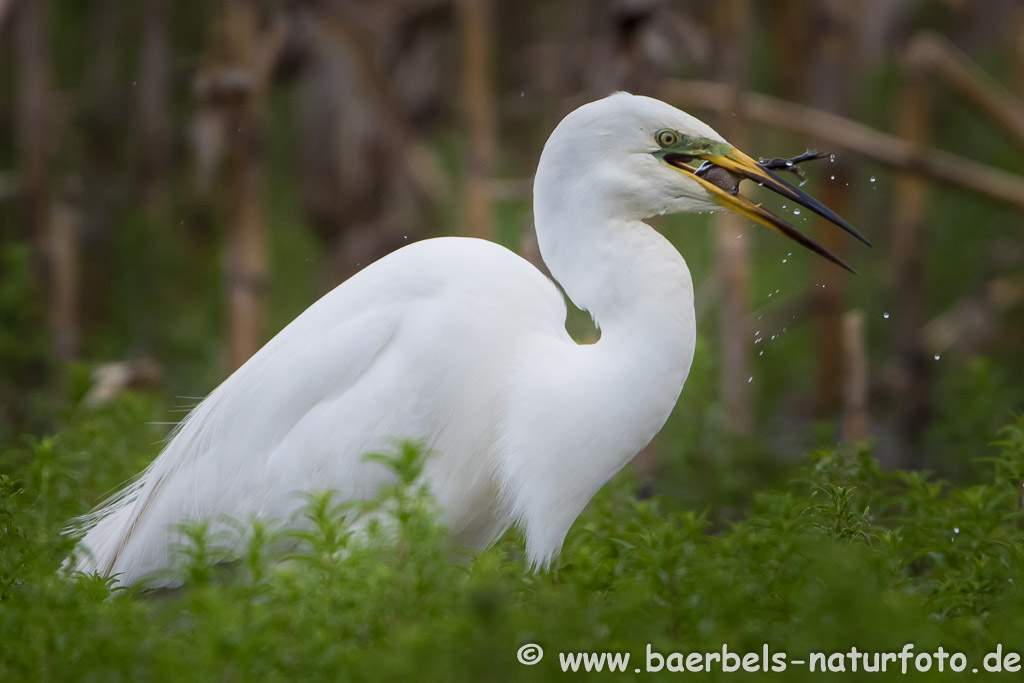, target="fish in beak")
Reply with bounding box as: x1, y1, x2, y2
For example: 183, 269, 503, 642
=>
660, 142, 869, 273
